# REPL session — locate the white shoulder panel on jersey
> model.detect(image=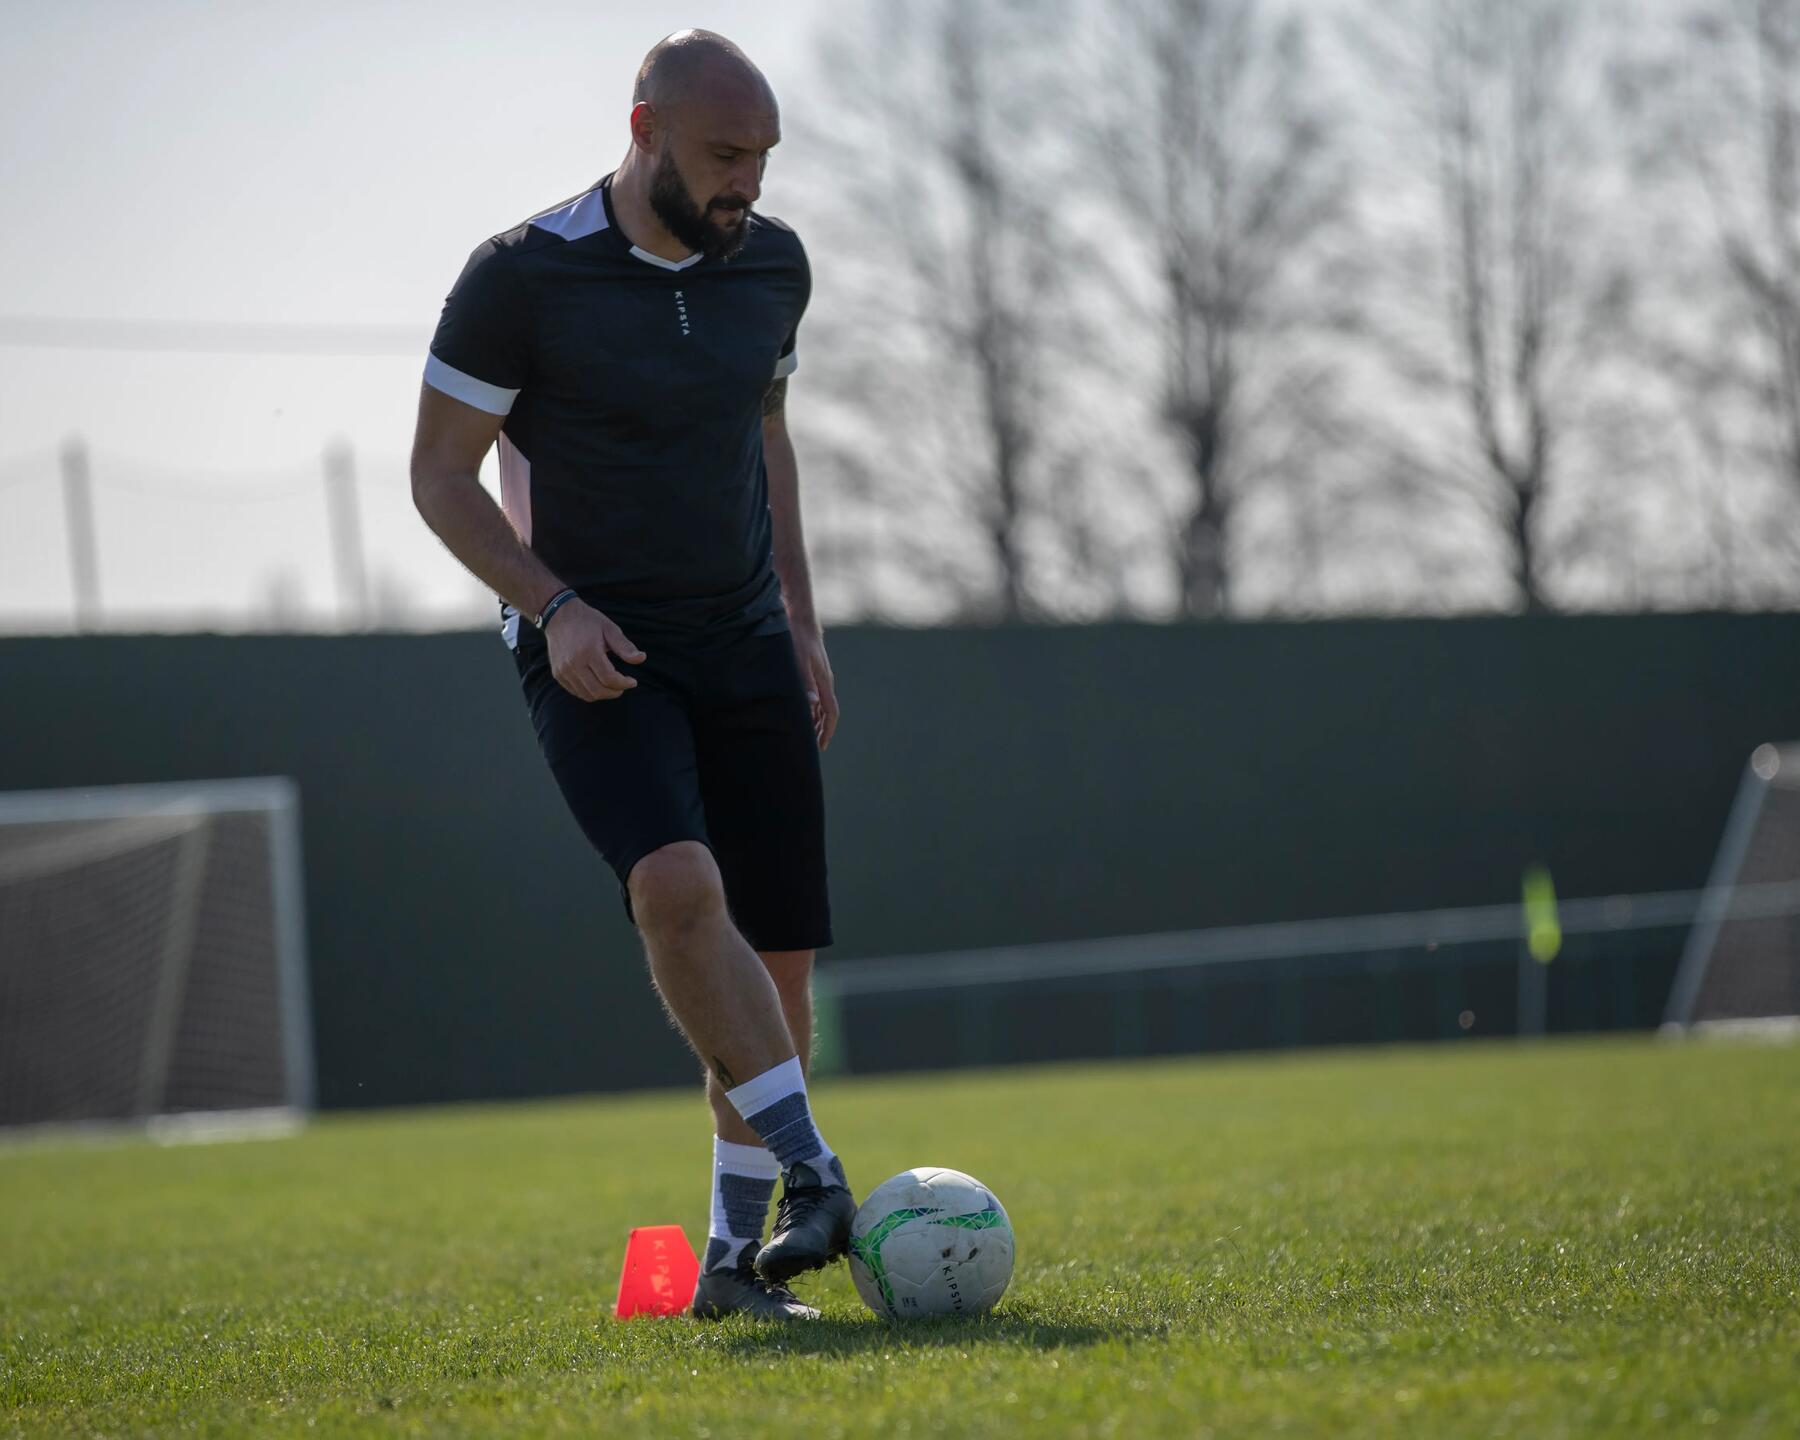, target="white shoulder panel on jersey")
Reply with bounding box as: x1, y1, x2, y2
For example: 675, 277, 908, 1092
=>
527, 186, 610, 242
423, 353, 520, 416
